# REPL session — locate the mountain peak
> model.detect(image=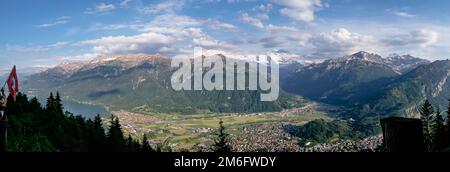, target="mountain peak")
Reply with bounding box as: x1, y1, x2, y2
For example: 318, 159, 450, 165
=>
351, 51, 382, 60
384, 53, 430, 74
330, 51, 384, 64
267, 50, 310, 64
387, 53, 418, 60
353, 51, 371, 56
